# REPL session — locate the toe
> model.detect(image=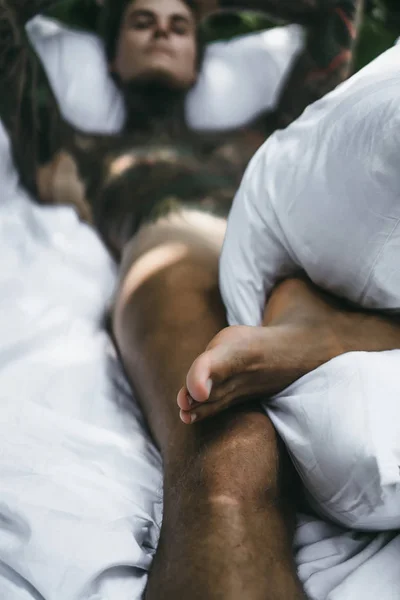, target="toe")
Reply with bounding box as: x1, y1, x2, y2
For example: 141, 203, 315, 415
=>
179, 409, 198, 425
180, 396, 231, 424
186, 352, 214, 403
177, 387, 197, 411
